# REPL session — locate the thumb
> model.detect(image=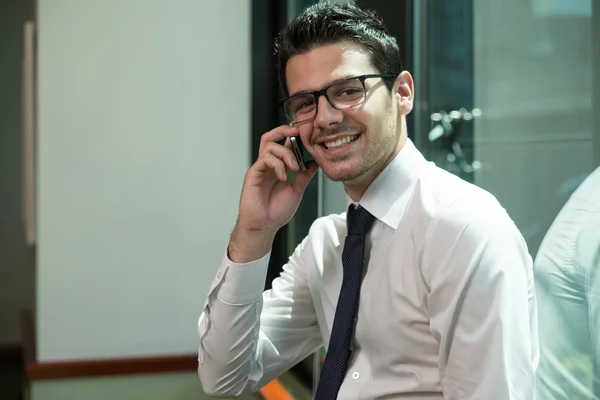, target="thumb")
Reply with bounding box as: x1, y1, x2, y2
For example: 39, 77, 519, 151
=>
291, 161, 320, 194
